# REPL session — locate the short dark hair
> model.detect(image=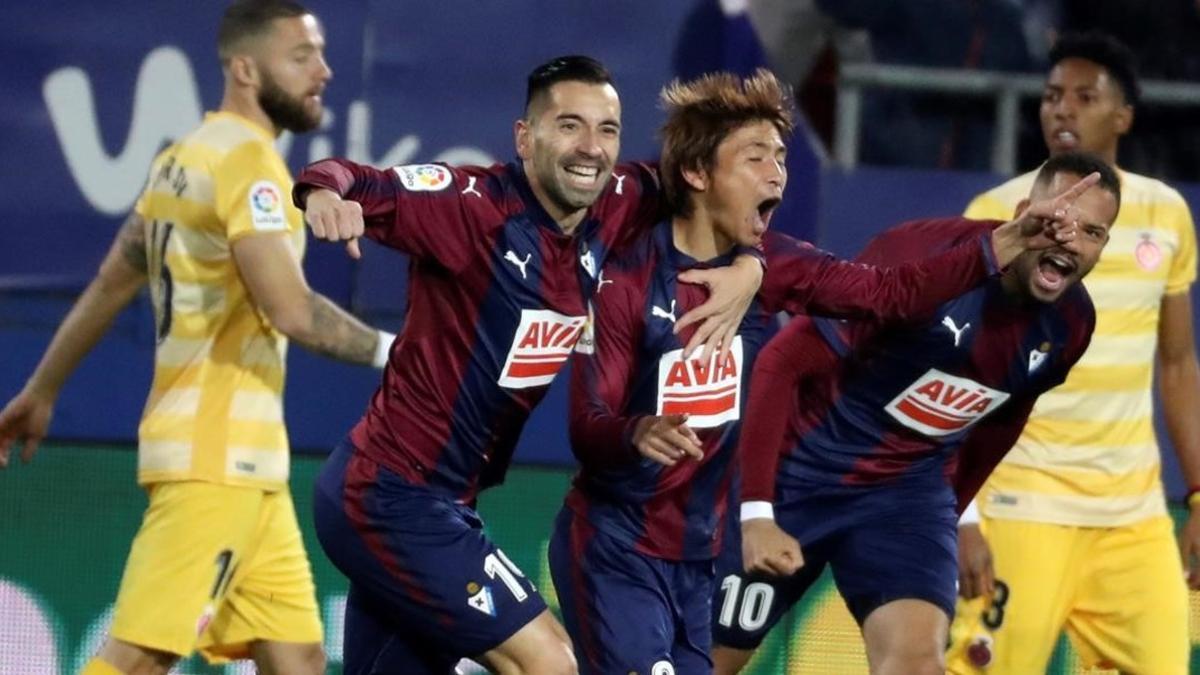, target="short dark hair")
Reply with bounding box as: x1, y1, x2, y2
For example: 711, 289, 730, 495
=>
524, 55, 614, 115
658, 69, 795, 218
218, 0, 310, 64
1049, 32, 1140, 107
1035, 150, 1122, 212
